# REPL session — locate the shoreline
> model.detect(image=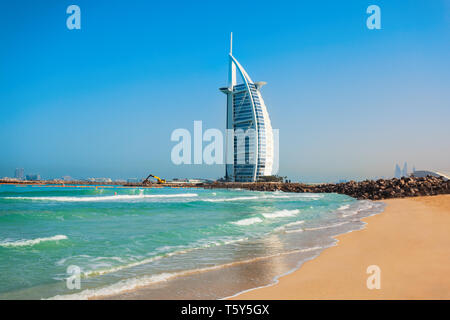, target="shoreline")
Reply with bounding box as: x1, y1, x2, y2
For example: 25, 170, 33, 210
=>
231, 195, 450, 299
